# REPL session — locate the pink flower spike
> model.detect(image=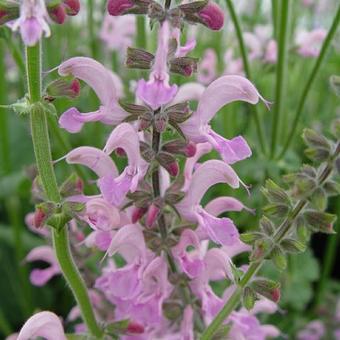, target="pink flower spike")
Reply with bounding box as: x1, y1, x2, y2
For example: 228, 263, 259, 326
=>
65, 146, 118, 179
17, 311, 66, 340
25, 246, 61, 286
198, 2, 224, 31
